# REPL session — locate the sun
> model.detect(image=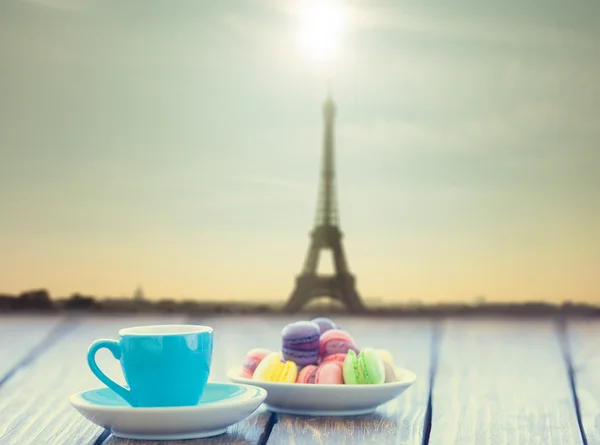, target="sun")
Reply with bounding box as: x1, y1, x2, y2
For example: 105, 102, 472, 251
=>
295, 0, 347, 64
